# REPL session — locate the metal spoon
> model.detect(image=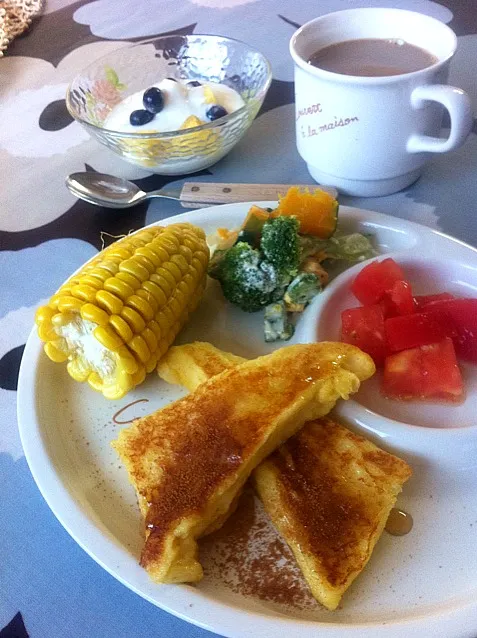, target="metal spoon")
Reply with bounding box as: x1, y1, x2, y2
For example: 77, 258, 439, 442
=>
66, 172, 338, 209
